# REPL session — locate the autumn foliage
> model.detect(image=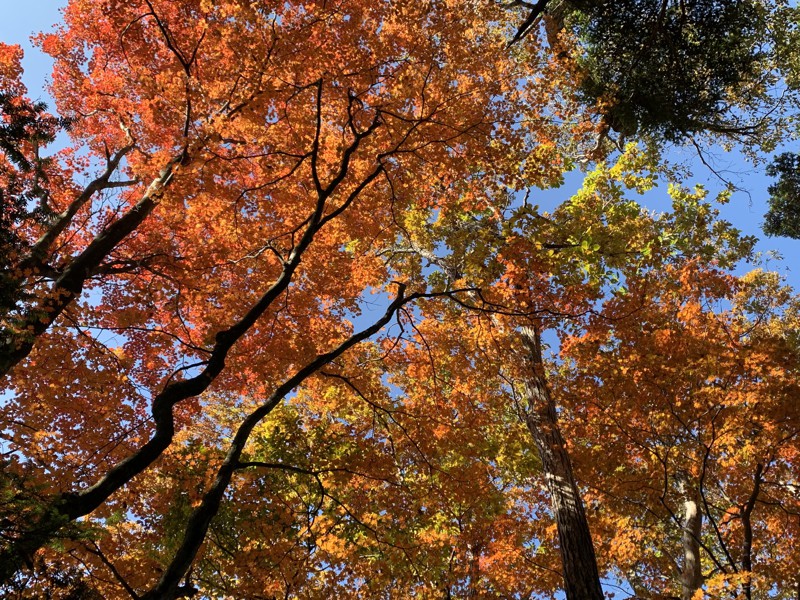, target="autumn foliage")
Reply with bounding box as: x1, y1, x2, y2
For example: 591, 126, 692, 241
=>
1, 1, 799, 599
